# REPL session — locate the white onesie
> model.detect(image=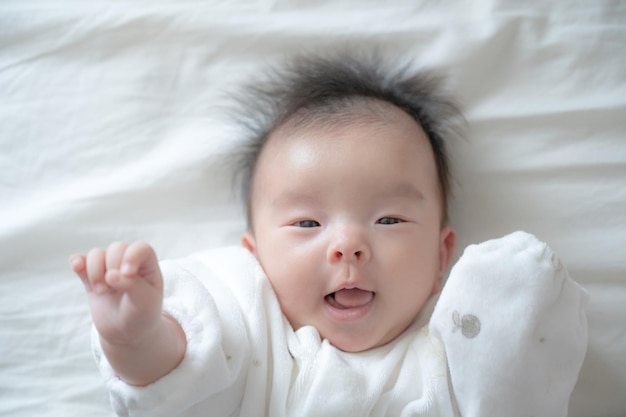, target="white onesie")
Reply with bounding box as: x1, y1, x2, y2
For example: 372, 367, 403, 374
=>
93, 231, 588, 417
